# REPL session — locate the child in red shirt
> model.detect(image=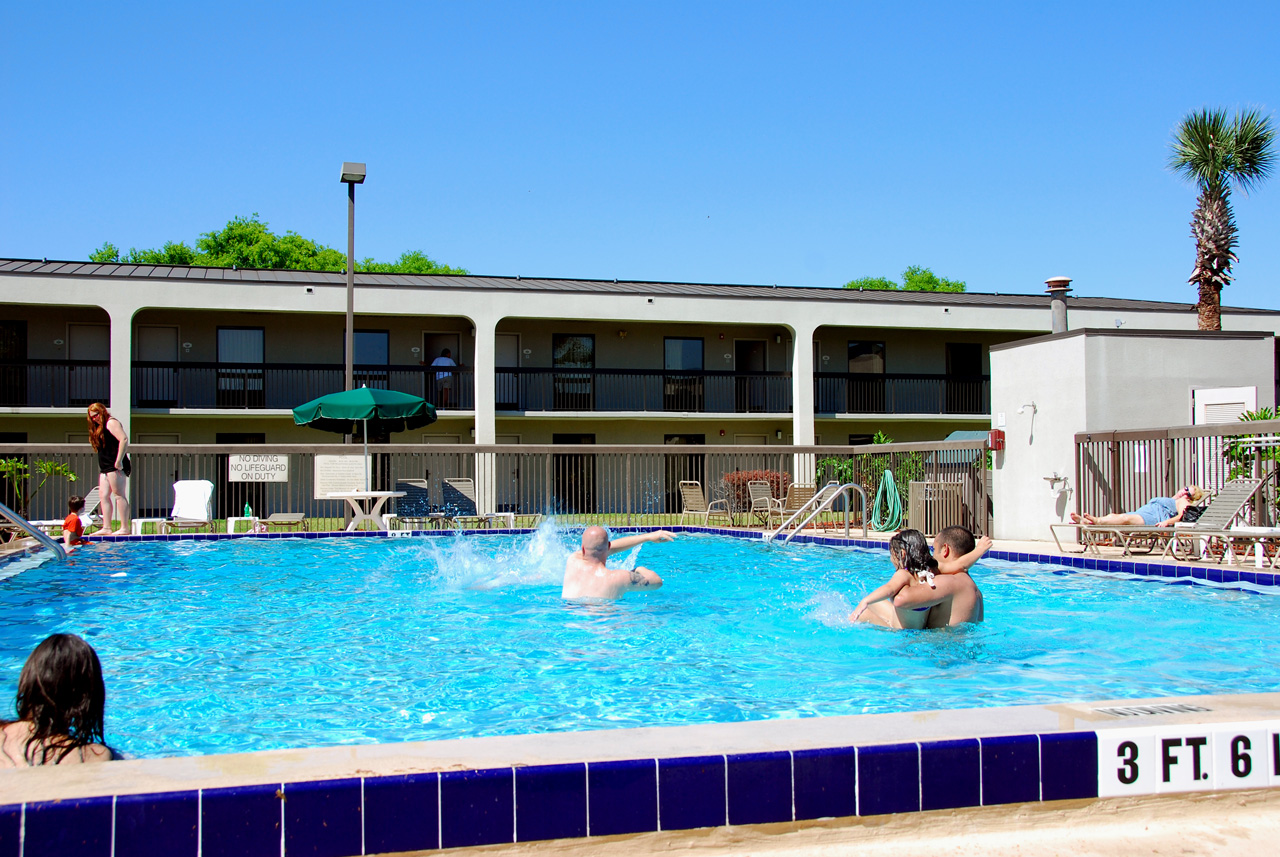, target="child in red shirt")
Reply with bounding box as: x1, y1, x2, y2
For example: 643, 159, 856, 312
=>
62, 496, 88, 547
